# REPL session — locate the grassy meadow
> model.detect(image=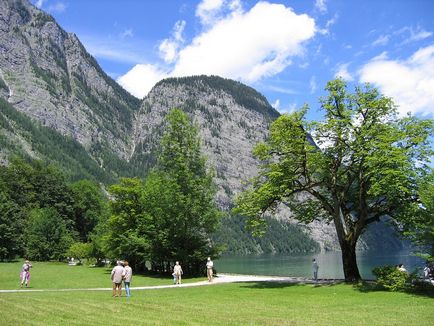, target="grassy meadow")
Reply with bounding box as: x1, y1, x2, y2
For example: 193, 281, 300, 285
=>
0, 260, 203, 289
0, 261, 433, 325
